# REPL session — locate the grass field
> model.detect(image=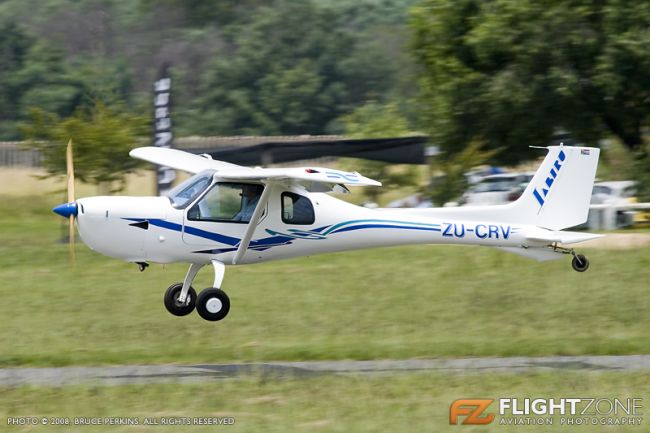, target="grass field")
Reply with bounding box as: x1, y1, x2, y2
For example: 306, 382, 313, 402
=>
1, 180, 649, 433
1, 371, 647, 432
1, 193, 648, 367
